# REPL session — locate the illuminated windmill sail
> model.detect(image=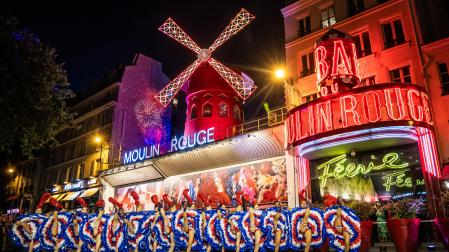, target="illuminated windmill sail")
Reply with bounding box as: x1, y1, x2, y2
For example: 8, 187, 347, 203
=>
155, 9, 257, 107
